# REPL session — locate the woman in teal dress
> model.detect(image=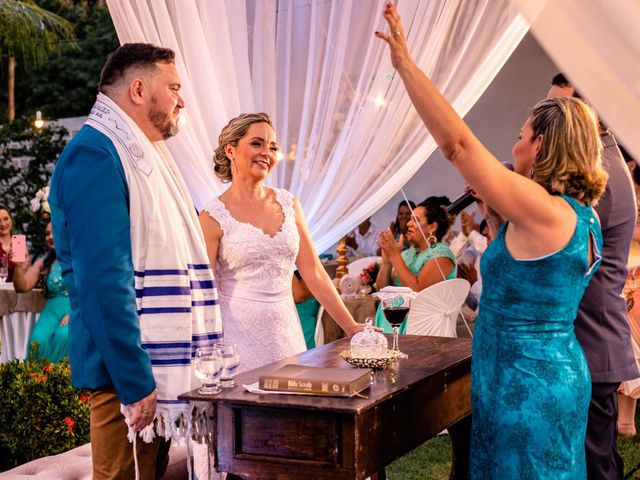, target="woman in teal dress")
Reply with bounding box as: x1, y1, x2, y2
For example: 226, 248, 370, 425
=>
375, 201, 457, 333
13, 223, 69, 363
377, 5, 607, 477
